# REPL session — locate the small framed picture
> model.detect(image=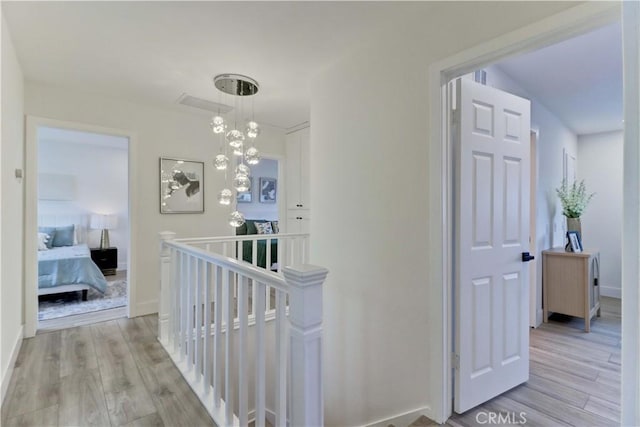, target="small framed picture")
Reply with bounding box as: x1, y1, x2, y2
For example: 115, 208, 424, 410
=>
259, 177, 277, 203
160, 157, 204, 214
237, 177, 253, 203
567, 231, 583, 253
